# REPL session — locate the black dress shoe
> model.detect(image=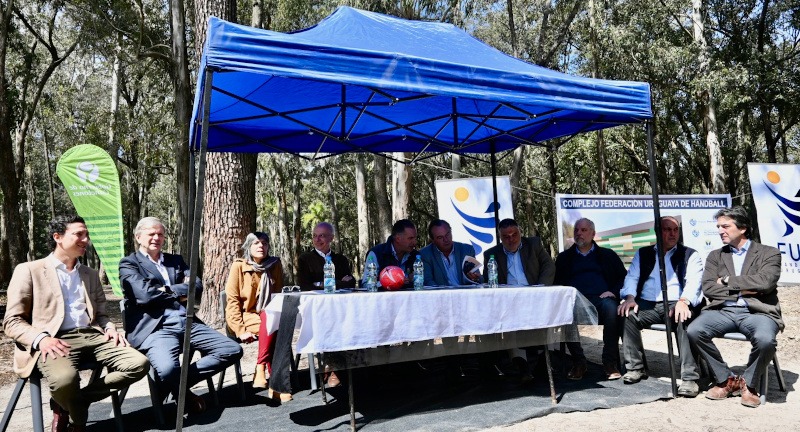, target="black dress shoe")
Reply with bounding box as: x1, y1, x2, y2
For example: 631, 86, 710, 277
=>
512, 357, 534, 384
